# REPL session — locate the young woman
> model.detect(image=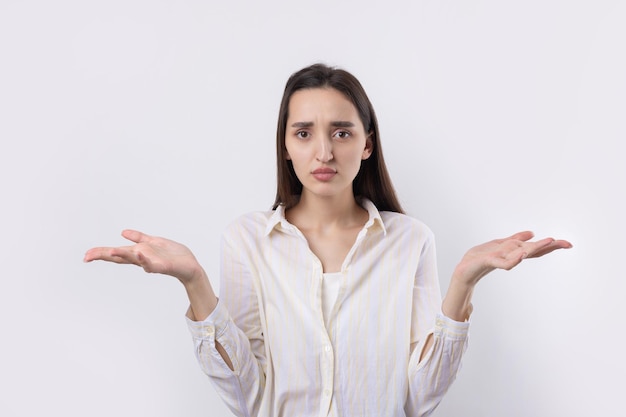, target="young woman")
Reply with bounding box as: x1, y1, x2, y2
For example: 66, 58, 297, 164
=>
84, 64, 572, 417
